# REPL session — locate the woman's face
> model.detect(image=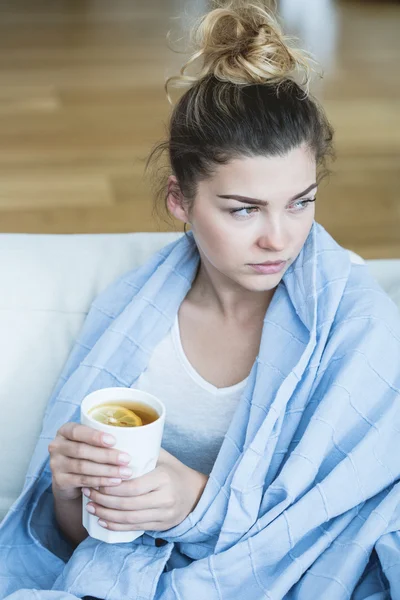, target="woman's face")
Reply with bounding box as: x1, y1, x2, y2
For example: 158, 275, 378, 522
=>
169, 144, 317, 294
